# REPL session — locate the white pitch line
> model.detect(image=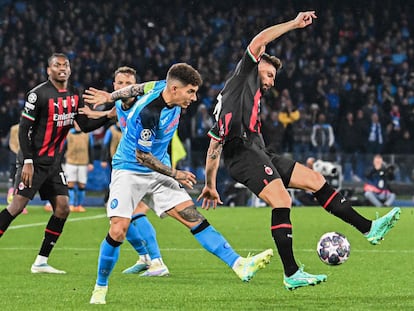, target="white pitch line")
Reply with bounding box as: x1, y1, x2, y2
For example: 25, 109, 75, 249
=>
8, 214, 107, 230
0, 246, 412, 254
